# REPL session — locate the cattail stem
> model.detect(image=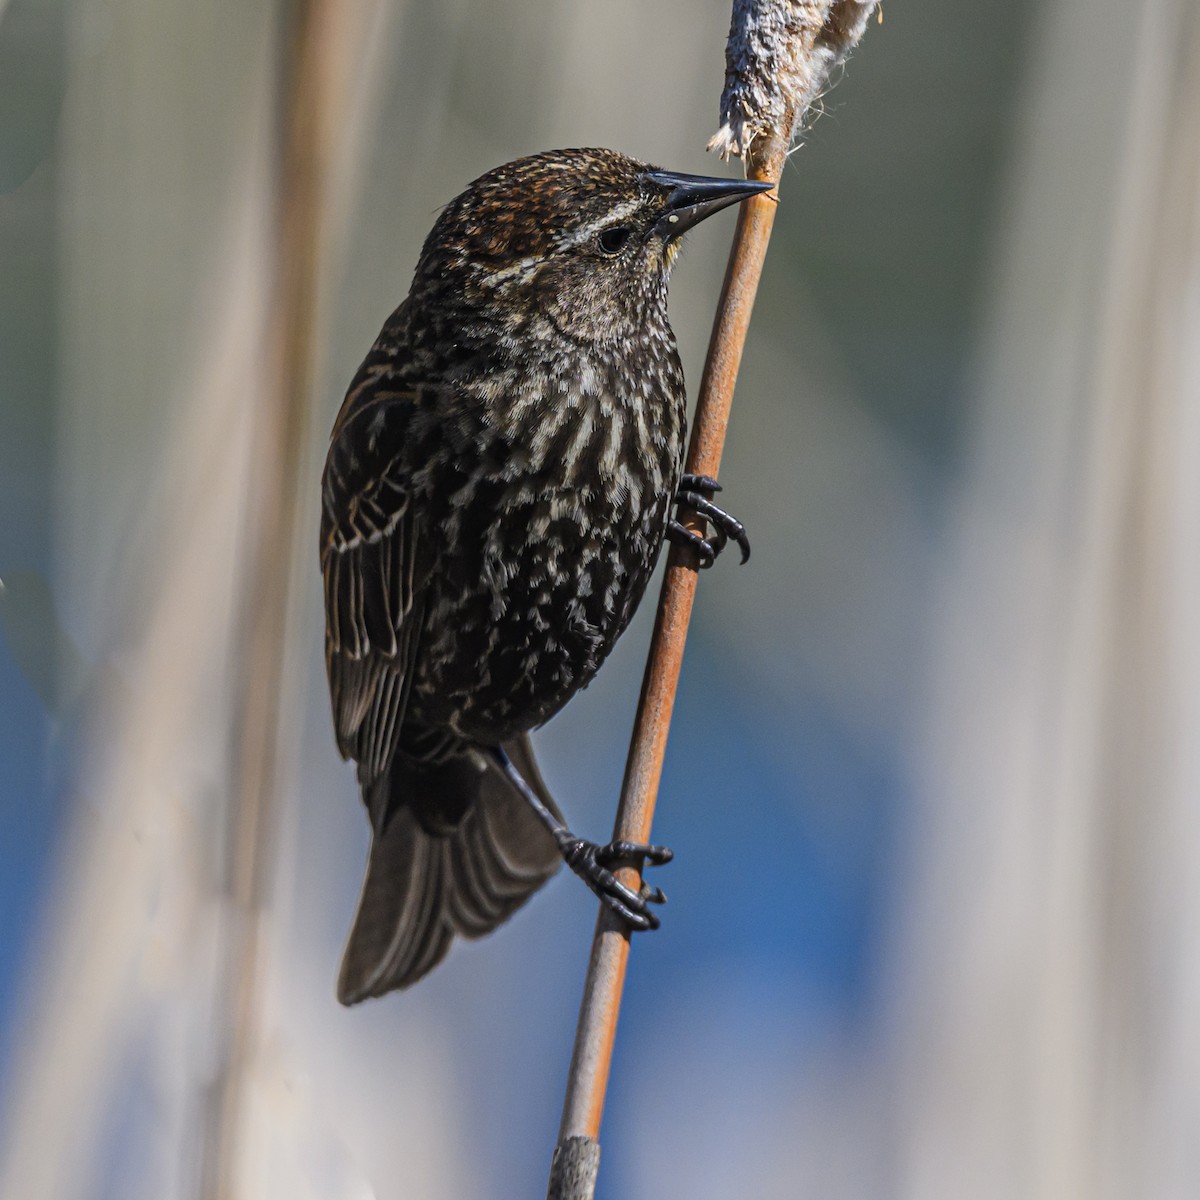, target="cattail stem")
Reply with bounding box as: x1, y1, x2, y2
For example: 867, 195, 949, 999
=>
546, 120, 792, 1200
548, 6, 880, 1194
